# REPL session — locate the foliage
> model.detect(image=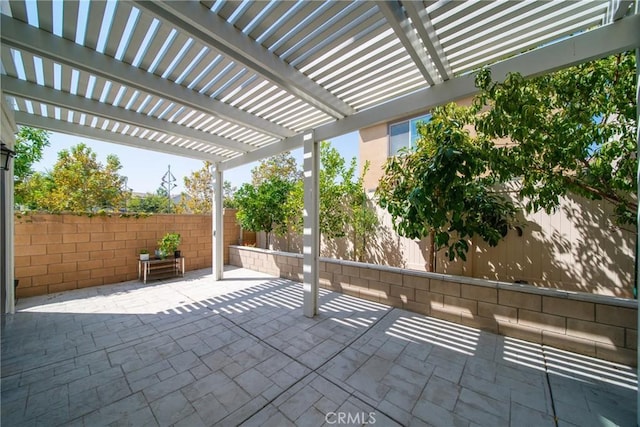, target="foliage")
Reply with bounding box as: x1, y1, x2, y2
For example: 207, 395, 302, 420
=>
235, 177, 295, 248
16, 143, 129, 213
319, 142, 354, 239
251, 152, 302, 186
15, 171, 53, 210
348, 162, 378, 262
158, 232, 181, 255
377, 51, 637, 264
13, 127, 50, 182
128, 189, 174, 213
279, 179, 303, 236
223, 180, 238, 209
474, 51, 637, 227
139, 249, 149, 254
13, 127, 50, 206
237, 153, 302, 248
377, 104, 517, 262
319, 142, 378, 260
177, 161, 213, 214
176, 162, 238, 212
235, 144, 376, 254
